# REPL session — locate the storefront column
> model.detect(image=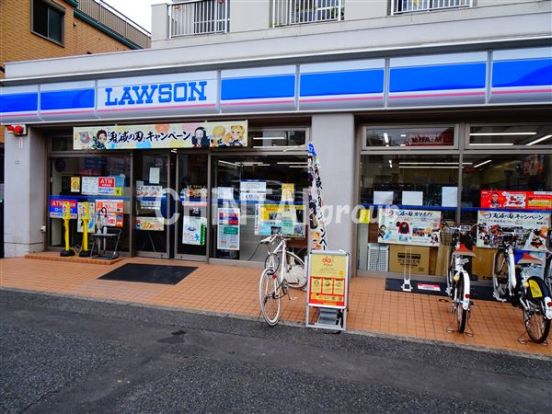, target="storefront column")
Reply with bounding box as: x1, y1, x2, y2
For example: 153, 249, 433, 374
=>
311, 114, 356, 259
4, 127, 47, 256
